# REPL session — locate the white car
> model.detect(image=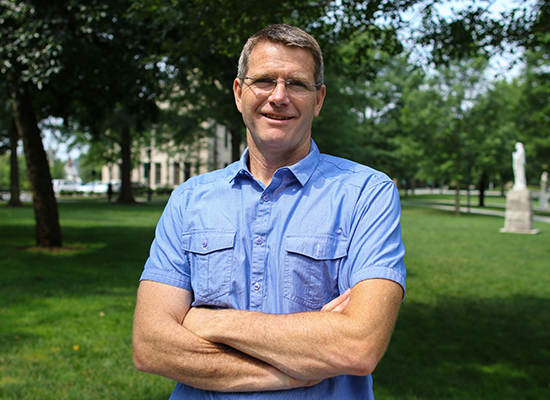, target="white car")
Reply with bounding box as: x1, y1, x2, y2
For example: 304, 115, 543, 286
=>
77, 180, 102, 194
93, 180, 121, 194
52, 179, 80, 194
